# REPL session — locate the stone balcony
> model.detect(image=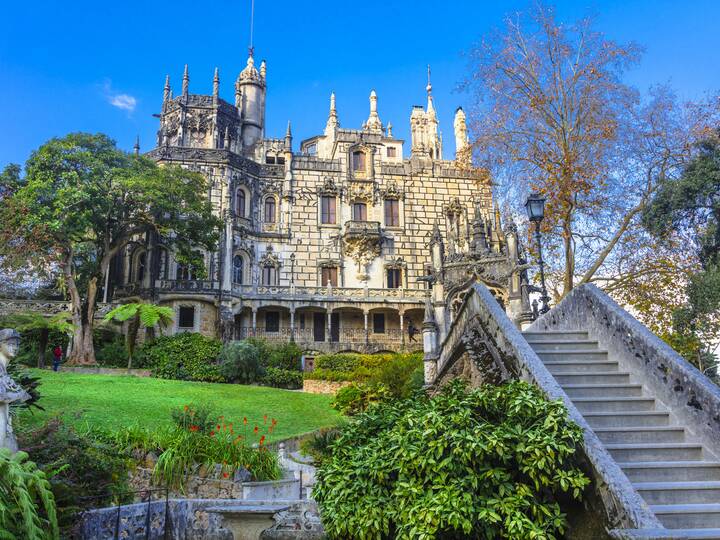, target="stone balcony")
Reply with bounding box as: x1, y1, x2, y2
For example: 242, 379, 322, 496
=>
343, 220, 381, 240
